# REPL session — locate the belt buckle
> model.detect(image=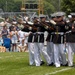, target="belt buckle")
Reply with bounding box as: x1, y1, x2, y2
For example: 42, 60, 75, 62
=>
56, 32, 58, 34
